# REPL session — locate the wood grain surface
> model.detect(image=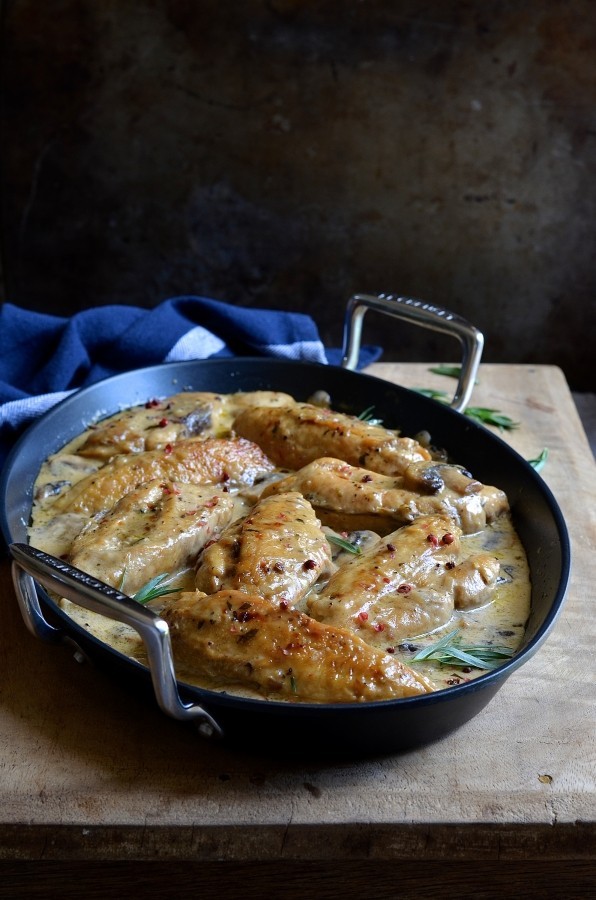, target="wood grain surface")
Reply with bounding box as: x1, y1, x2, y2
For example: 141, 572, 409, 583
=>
0, 363, 594, 897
